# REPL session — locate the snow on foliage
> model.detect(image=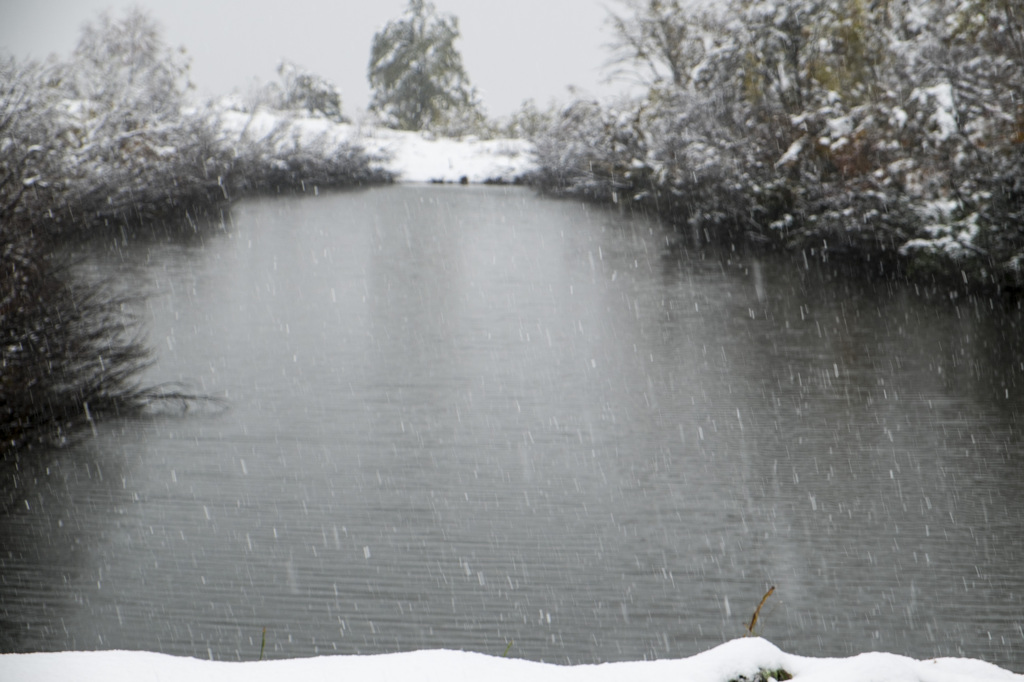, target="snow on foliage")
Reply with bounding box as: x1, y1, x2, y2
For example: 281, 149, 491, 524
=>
276, 60, 346, 123
532, 0, 1024, 290
910, 83, 959, 143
